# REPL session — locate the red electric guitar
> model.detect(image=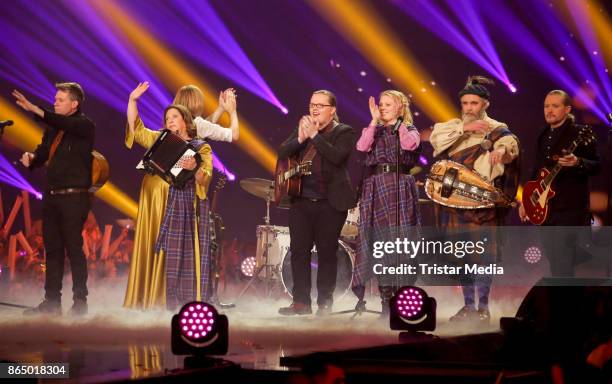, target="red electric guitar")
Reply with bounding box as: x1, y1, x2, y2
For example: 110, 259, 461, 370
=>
522, 125, 595, 225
